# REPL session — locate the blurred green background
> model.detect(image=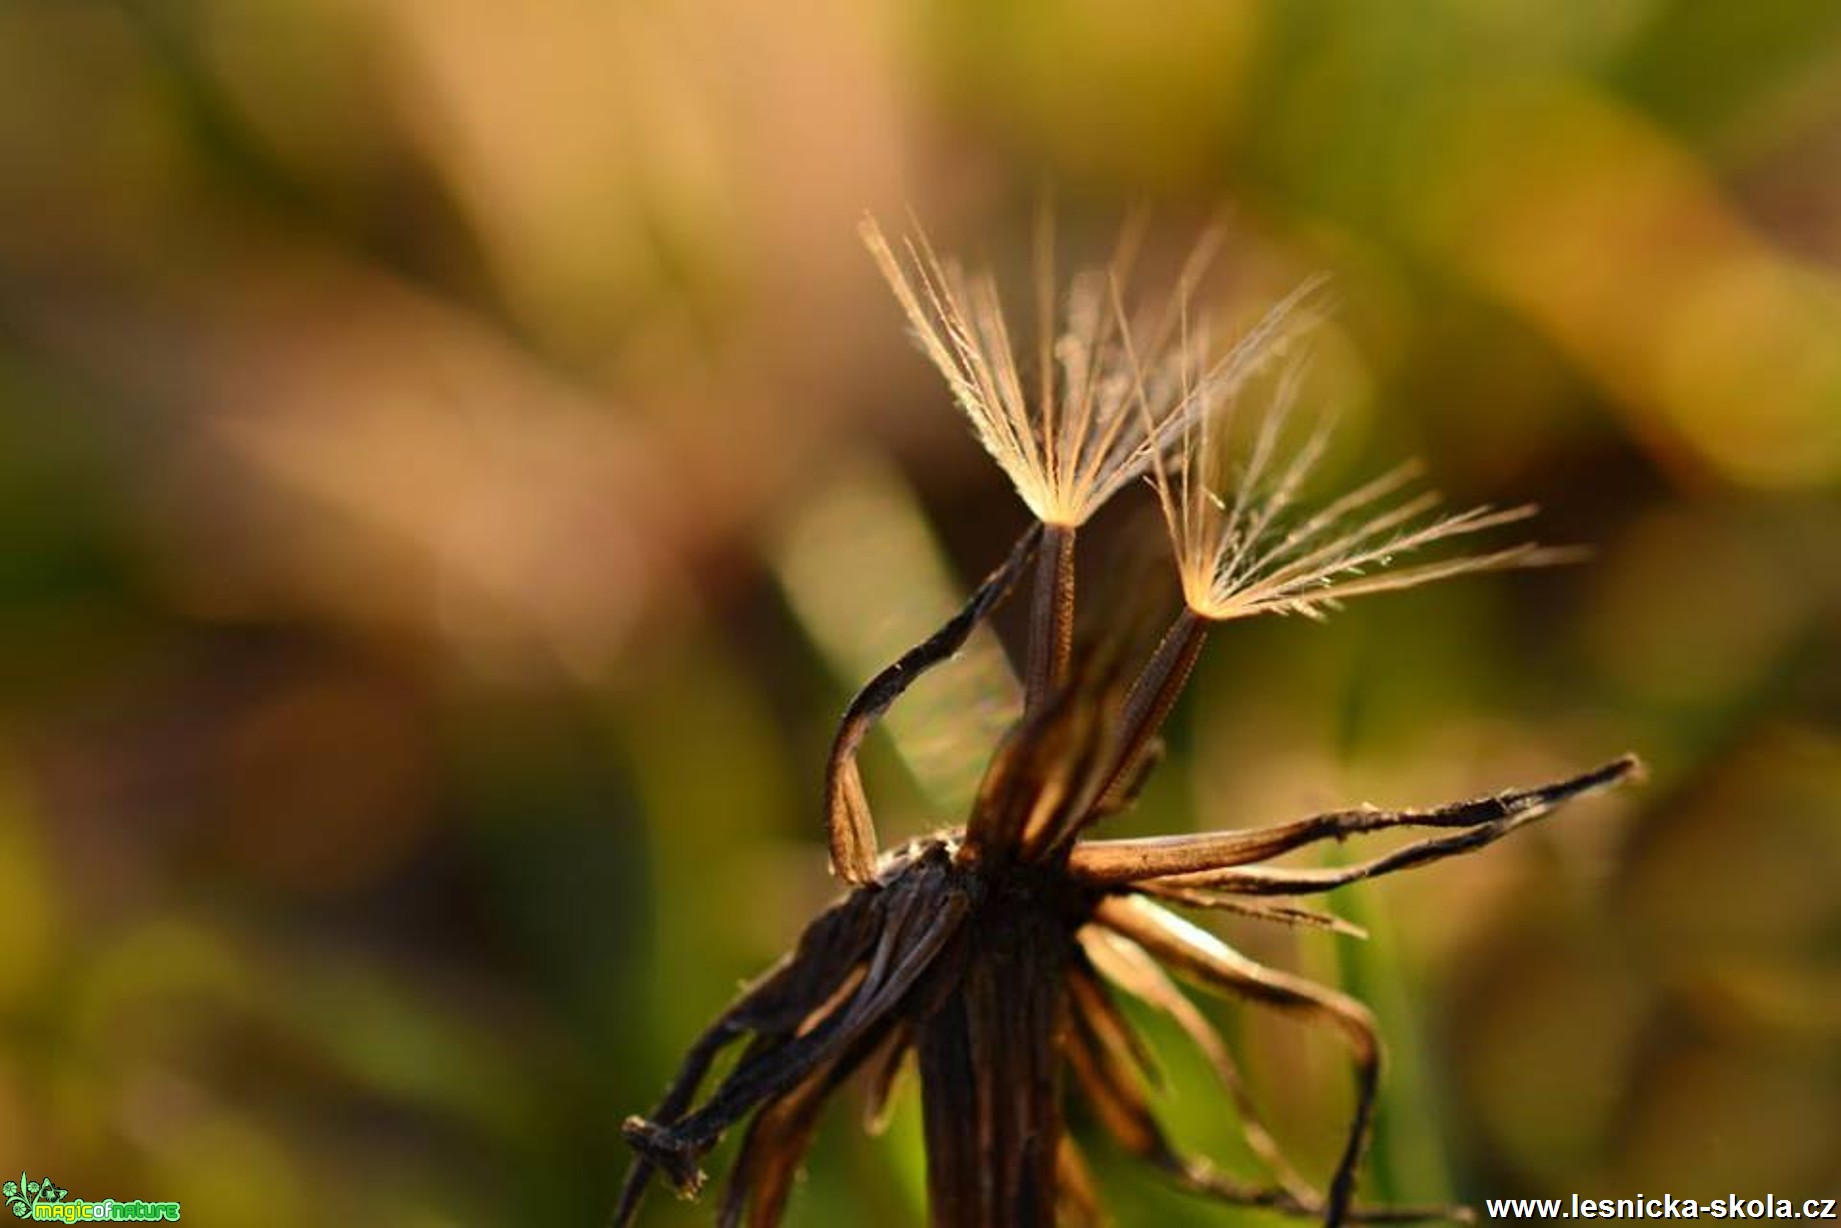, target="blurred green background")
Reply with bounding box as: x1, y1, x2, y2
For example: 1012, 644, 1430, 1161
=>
2, 0, 1838, 1223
